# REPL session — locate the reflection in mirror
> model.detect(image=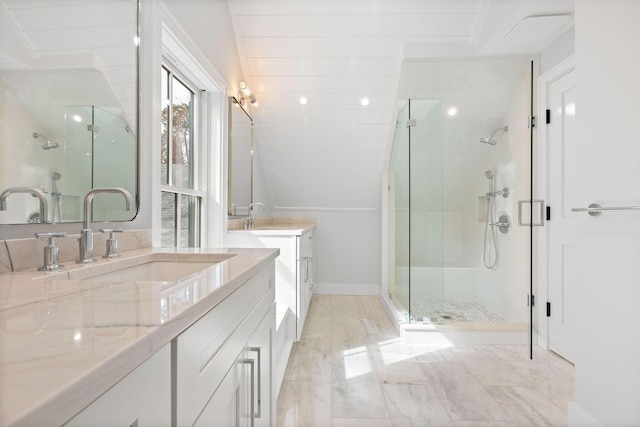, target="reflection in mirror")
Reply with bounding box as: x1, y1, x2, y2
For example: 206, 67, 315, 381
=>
0, 0, 138, 225
228, 97, 253, 216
